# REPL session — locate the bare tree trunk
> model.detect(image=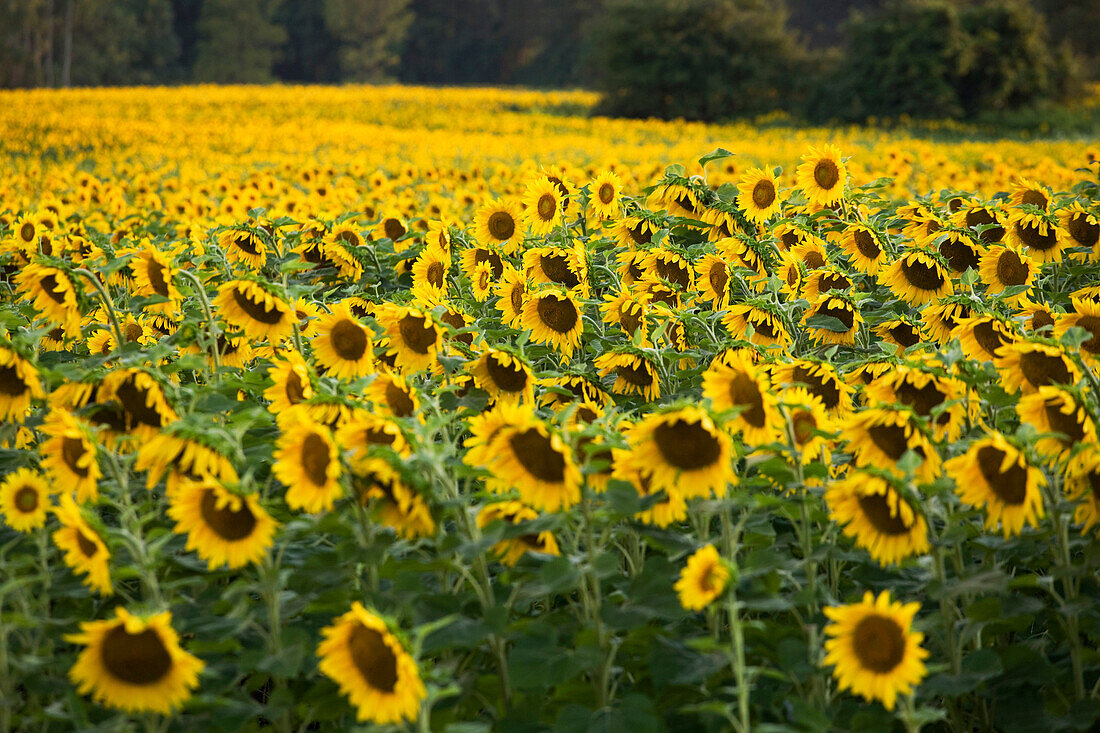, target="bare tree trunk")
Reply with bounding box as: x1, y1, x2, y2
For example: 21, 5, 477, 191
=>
62, 0, 73, 87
